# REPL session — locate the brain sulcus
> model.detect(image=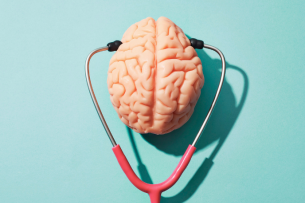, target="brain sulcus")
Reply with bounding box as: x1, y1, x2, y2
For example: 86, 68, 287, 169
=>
107, 17, 204, 134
